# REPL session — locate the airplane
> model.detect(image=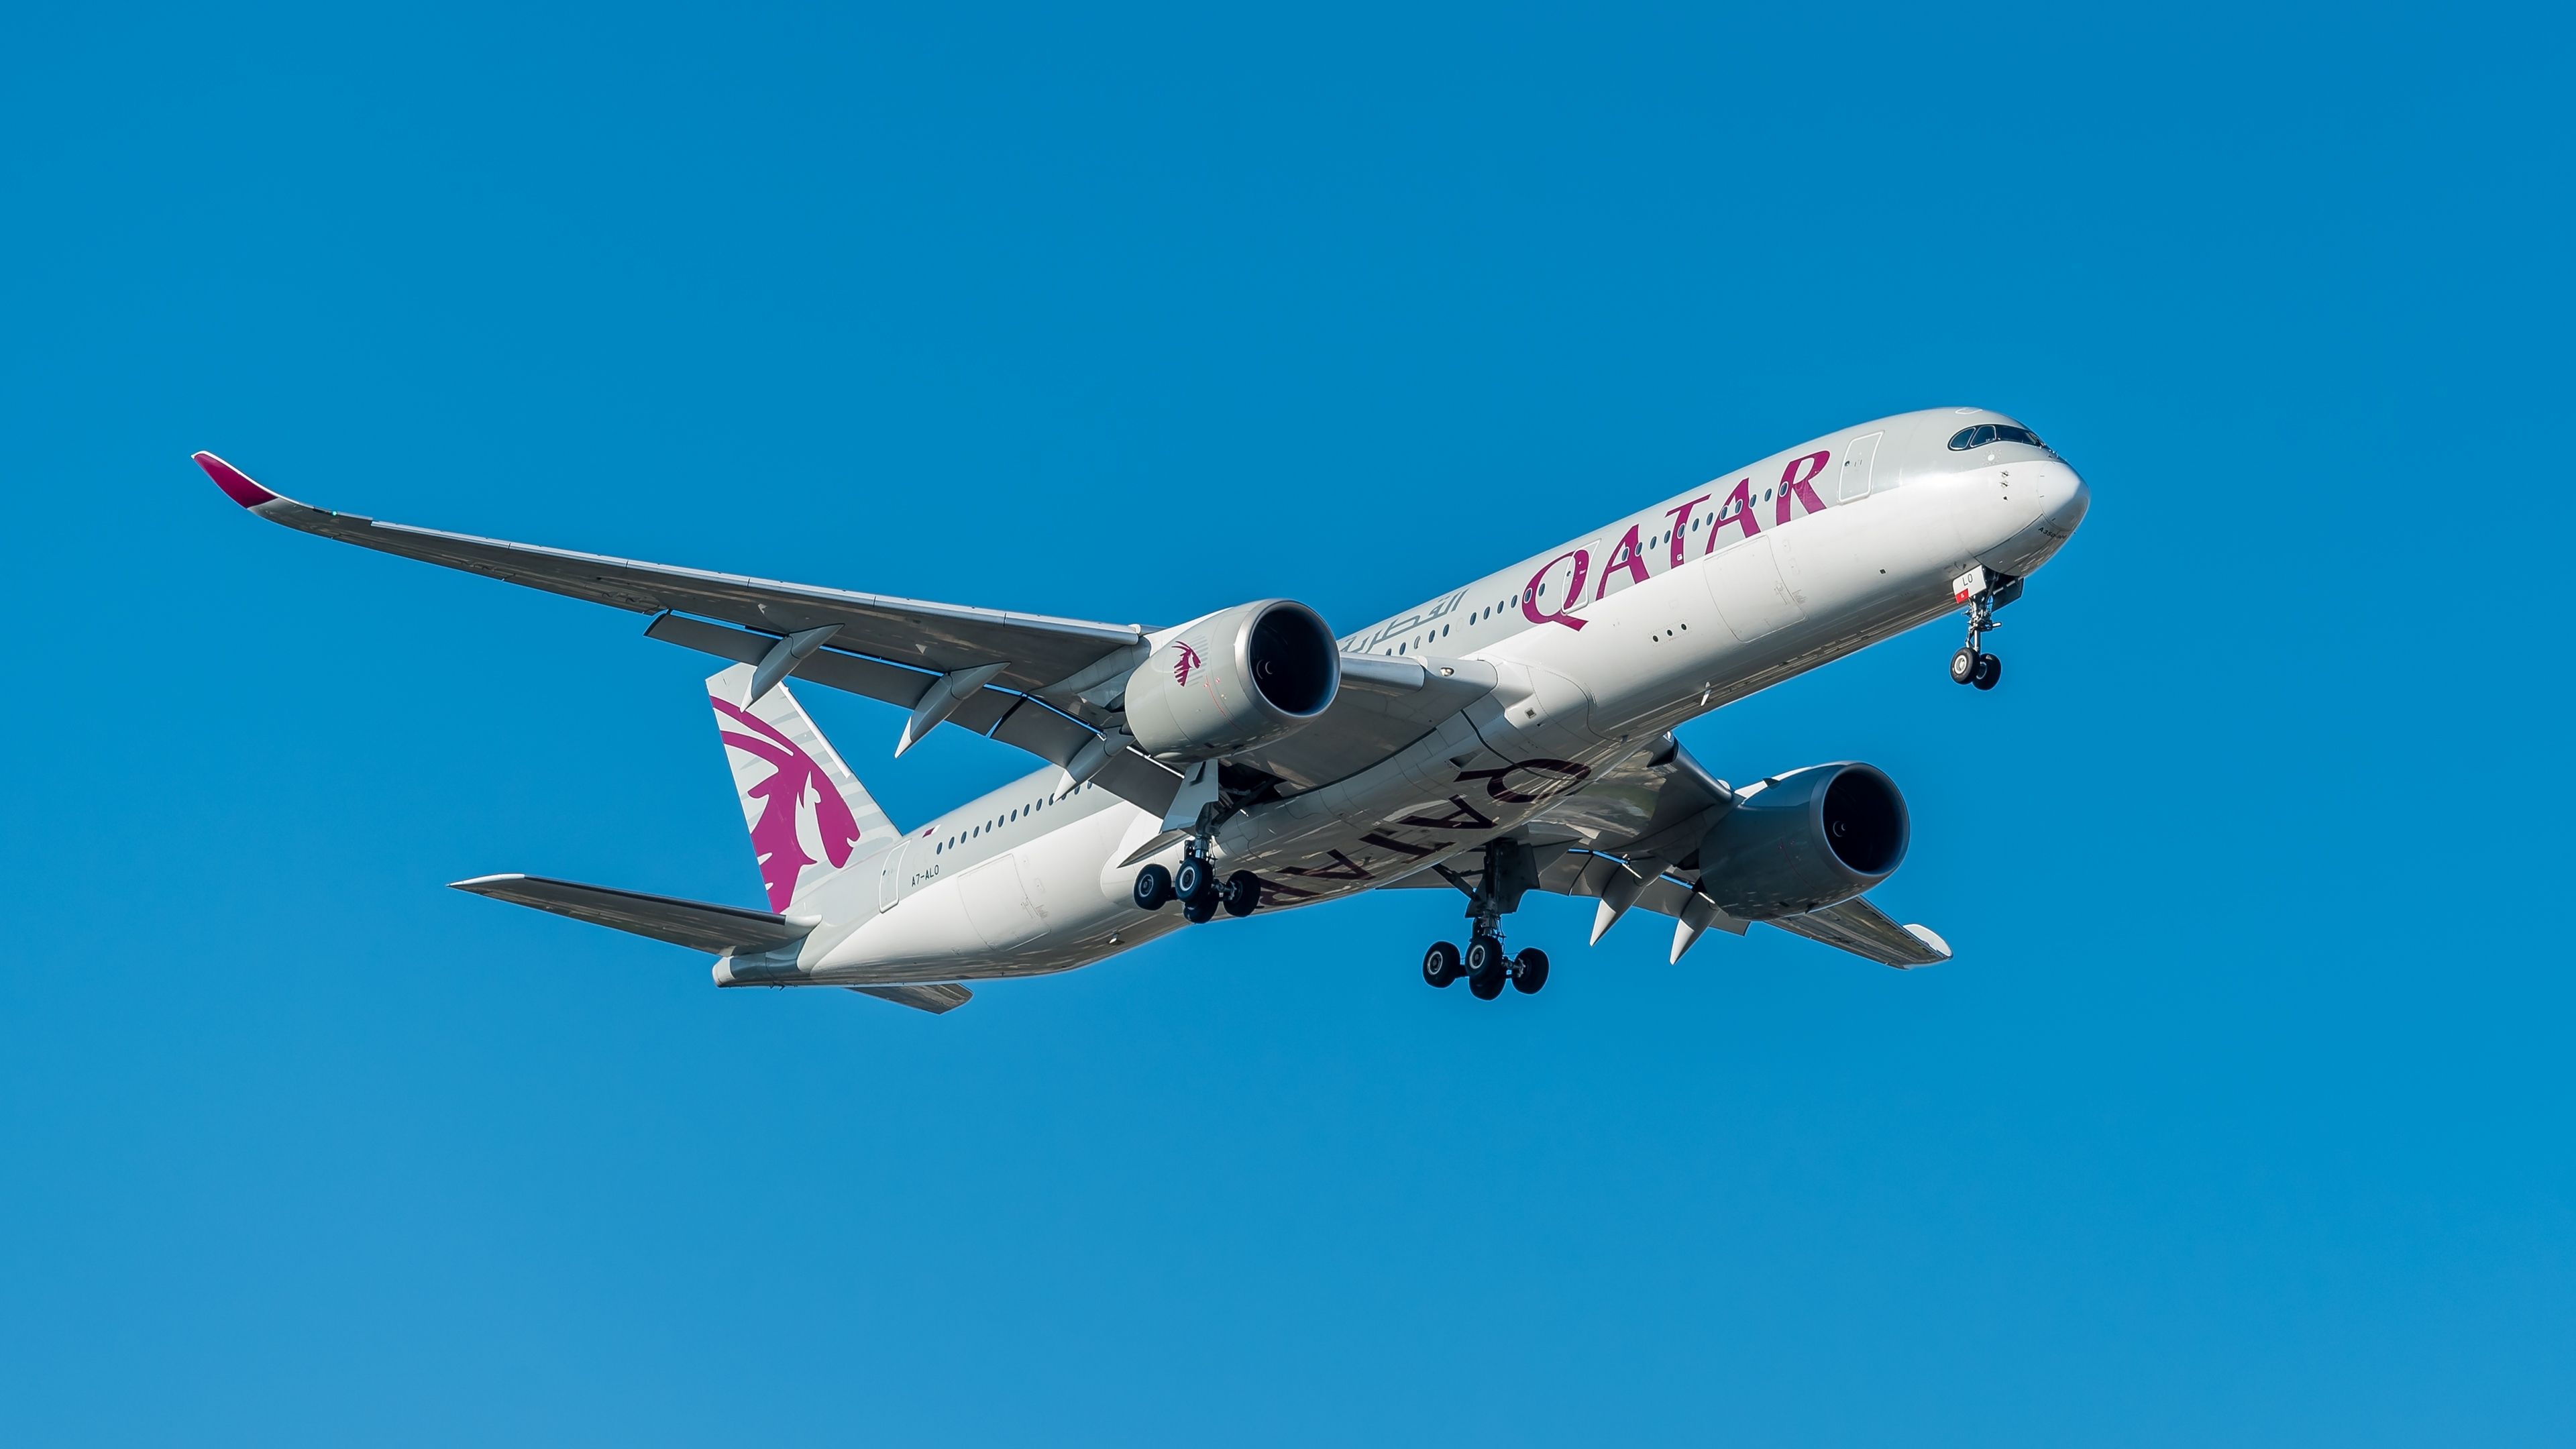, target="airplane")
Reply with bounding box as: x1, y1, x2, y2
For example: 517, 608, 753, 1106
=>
196, 406, 2088, 1013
